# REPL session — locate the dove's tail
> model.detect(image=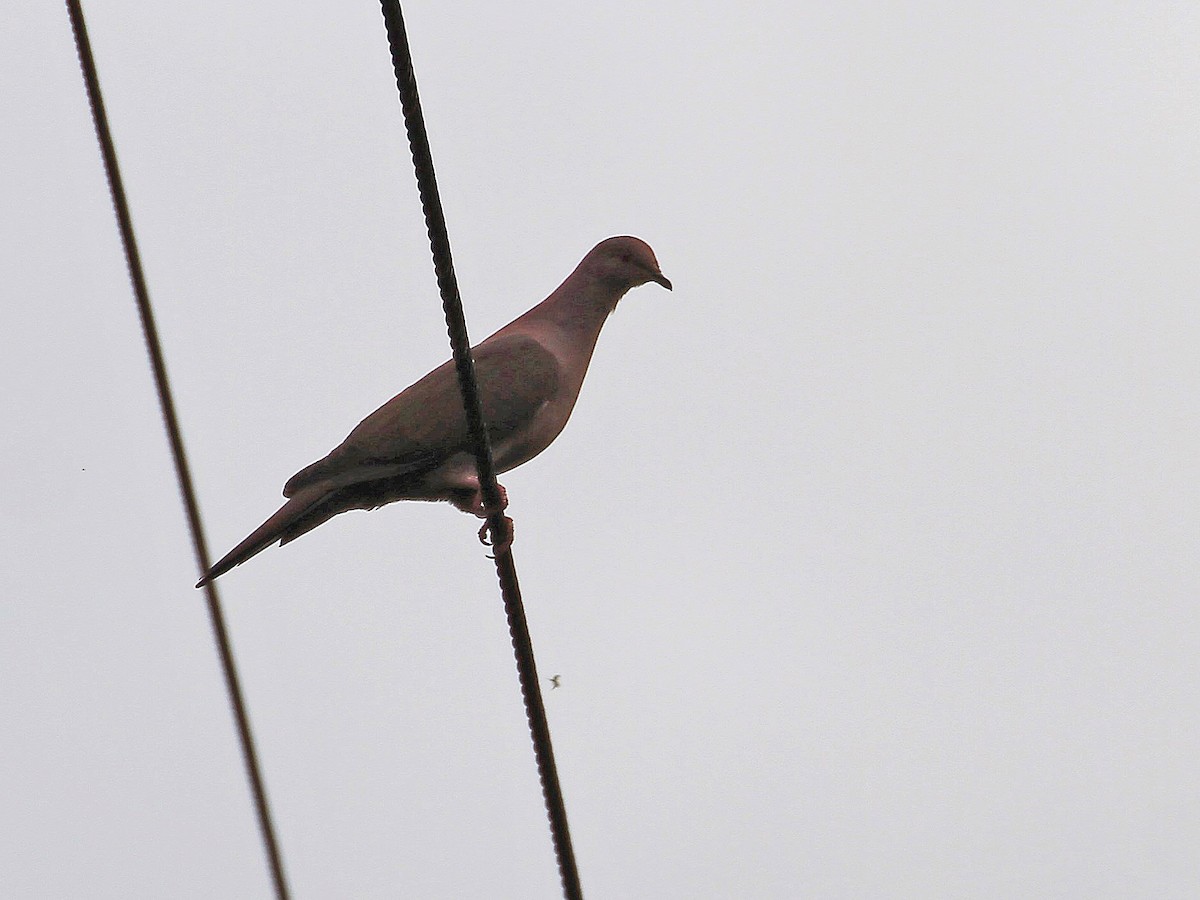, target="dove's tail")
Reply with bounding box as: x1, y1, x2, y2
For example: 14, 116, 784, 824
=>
196, 485, 336, 587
